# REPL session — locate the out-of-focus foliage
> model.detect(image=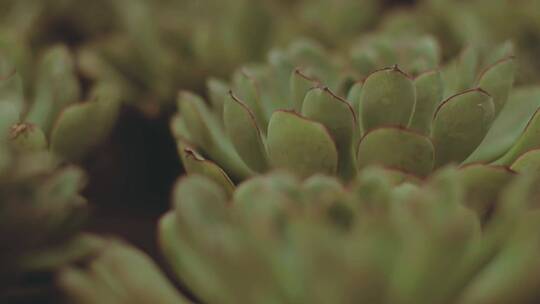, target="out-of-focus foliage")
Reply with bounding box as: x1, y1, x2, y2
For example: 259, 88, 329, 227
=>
159, 167, 540, 304
382, 0, 540, 82
0, 0, 383, 114
0, 35, 121, 162
58, 239, 193, 304
0, 142, 102, 302
0, 33, 120, 302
